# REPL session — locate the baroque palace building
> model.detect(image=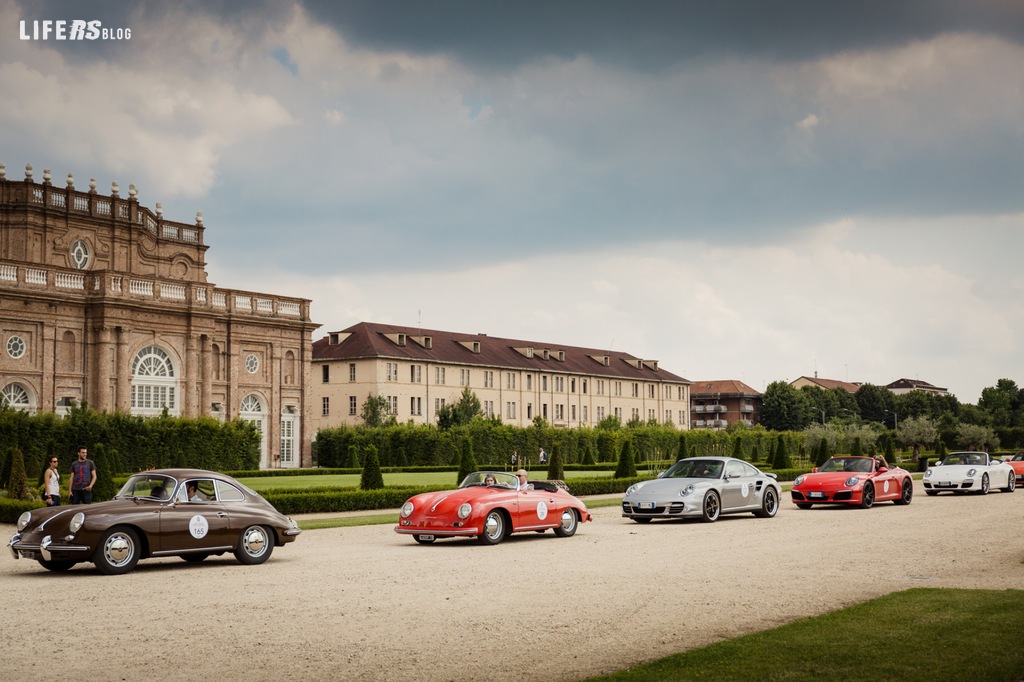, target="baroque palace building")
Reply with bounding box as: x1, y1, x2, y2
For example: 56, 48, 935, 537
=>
311, 321, 691, 431
0, 163, 319, 468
